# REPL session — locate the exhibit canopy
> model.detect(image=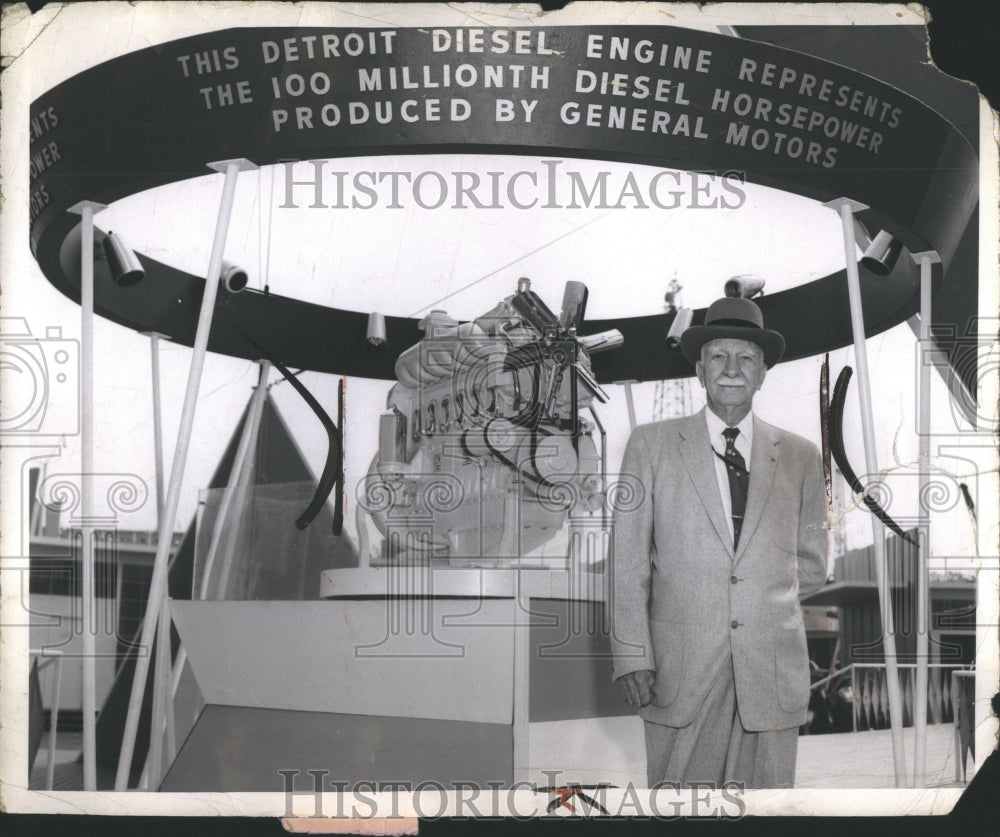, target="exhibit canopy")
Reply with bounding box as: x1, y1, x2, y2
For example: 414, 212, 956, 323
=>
29, 25, 978, 392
